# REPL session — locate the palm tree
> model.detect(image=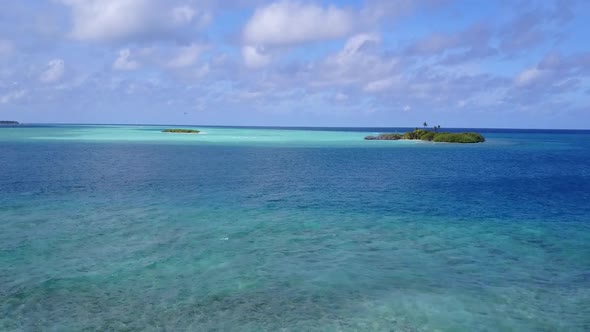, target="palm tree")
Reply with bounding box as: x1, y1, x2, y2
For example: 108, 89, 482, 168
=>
423, 122, 428, 129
